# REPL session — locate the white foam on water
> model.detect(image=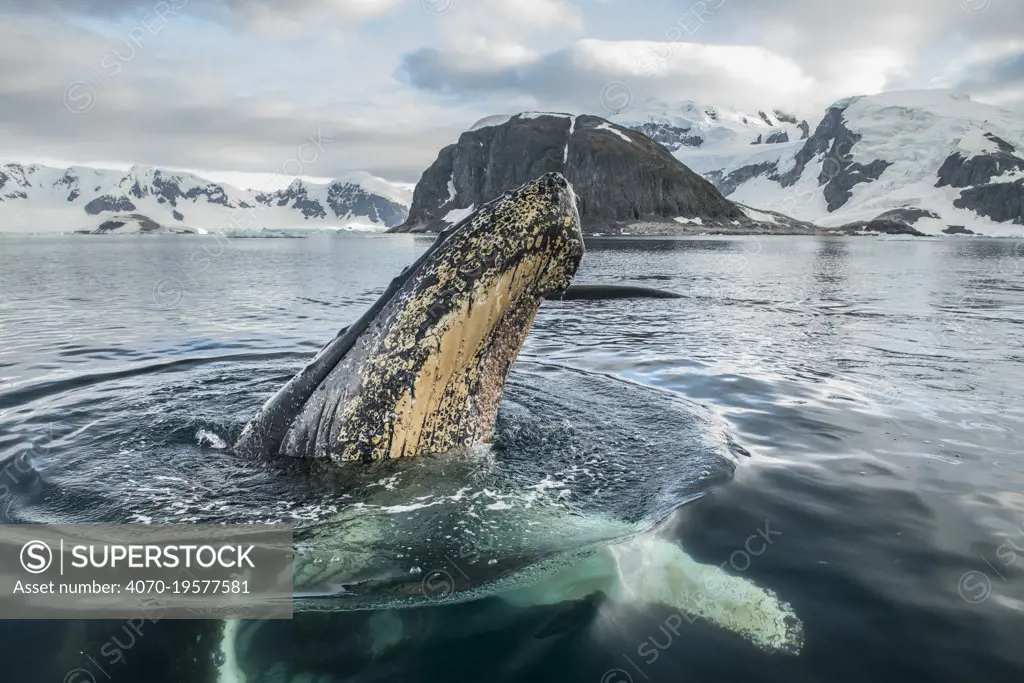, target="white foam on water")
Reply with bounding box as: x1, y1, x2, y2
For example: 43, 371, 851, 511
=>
368, 474, 401, 491
379, 500, 444, 514
196, 429, 228, 450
